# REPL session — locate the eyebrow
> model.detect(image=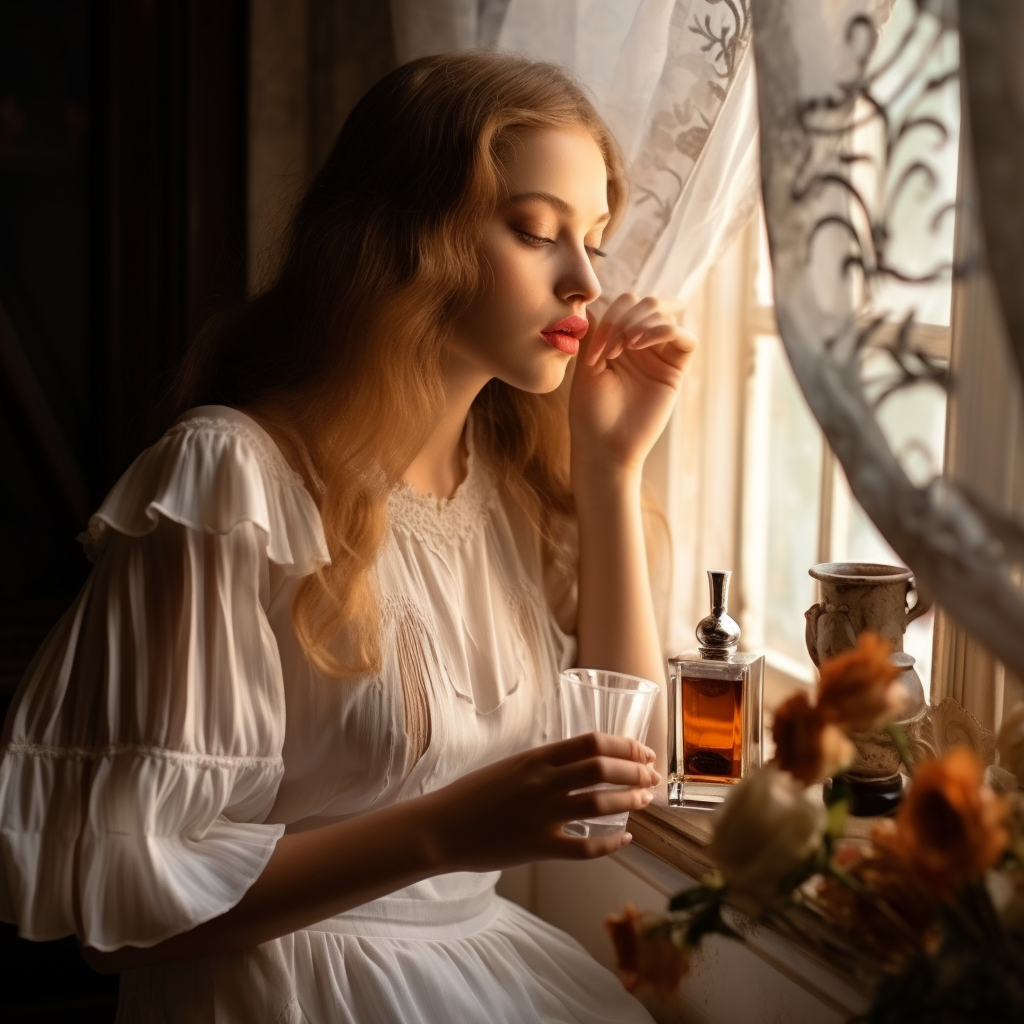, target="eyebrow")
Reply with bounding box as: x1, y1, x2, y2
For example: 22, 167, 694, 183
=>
506, 190, 611, 224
